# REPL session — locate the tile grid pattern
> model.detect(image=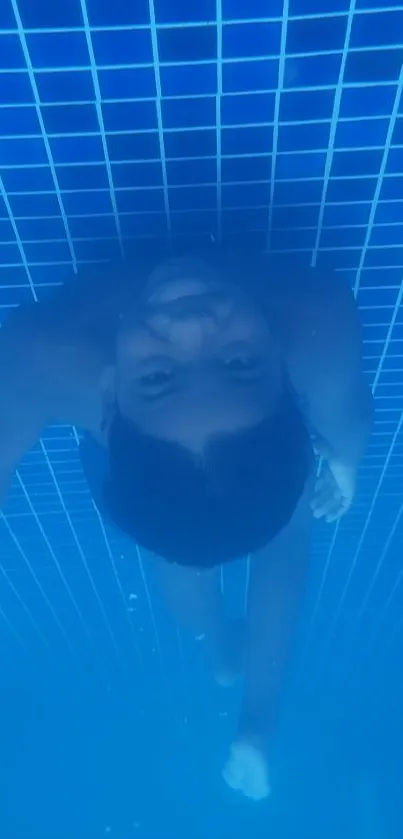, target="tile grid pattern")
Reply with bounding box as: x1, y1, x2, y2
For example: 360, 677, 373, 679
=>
0, 0, 402, 690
